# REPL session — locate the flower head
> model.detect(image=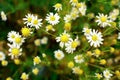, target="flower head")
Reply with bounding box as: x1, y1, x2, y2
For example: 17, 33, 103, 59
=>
1, 11, 7, 21
72, 67, 83, 75
54, 50, 64, 60
21, 27, 32, 37
32, 68, 39, 75
74, 54, 84, 63
95, 73, 103, 79
70, 0, 78, 6
0, 51, 5, 61
86, 29, 104, 47
33, 56, 41, 65
64, 14, 71, 23
23, 13, 34, 26
8, 43, 22, 59
77, 2, 87, 16
46, 12, 60, 25
96, 13, 111, 28
53, 3, 62, 12
46, 25, 55, 31
21, 72, 29, 80
7, 31, 19, 43
103, 69, 113, 80
31, 15, 42, 29
82, 27, 92, 37
65, 37, 79, 53
56, 31, 71, 48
